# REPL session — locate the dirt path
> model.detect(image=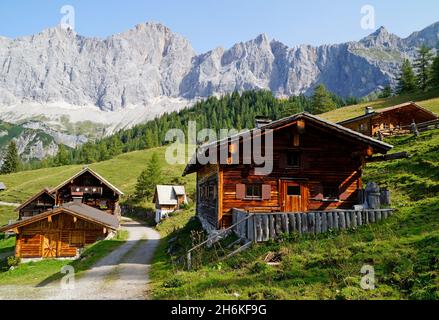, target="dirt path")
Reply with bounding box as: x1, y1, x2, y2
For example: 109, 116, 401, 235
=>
0, 218, 161, 300
0, 201, 19, 207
